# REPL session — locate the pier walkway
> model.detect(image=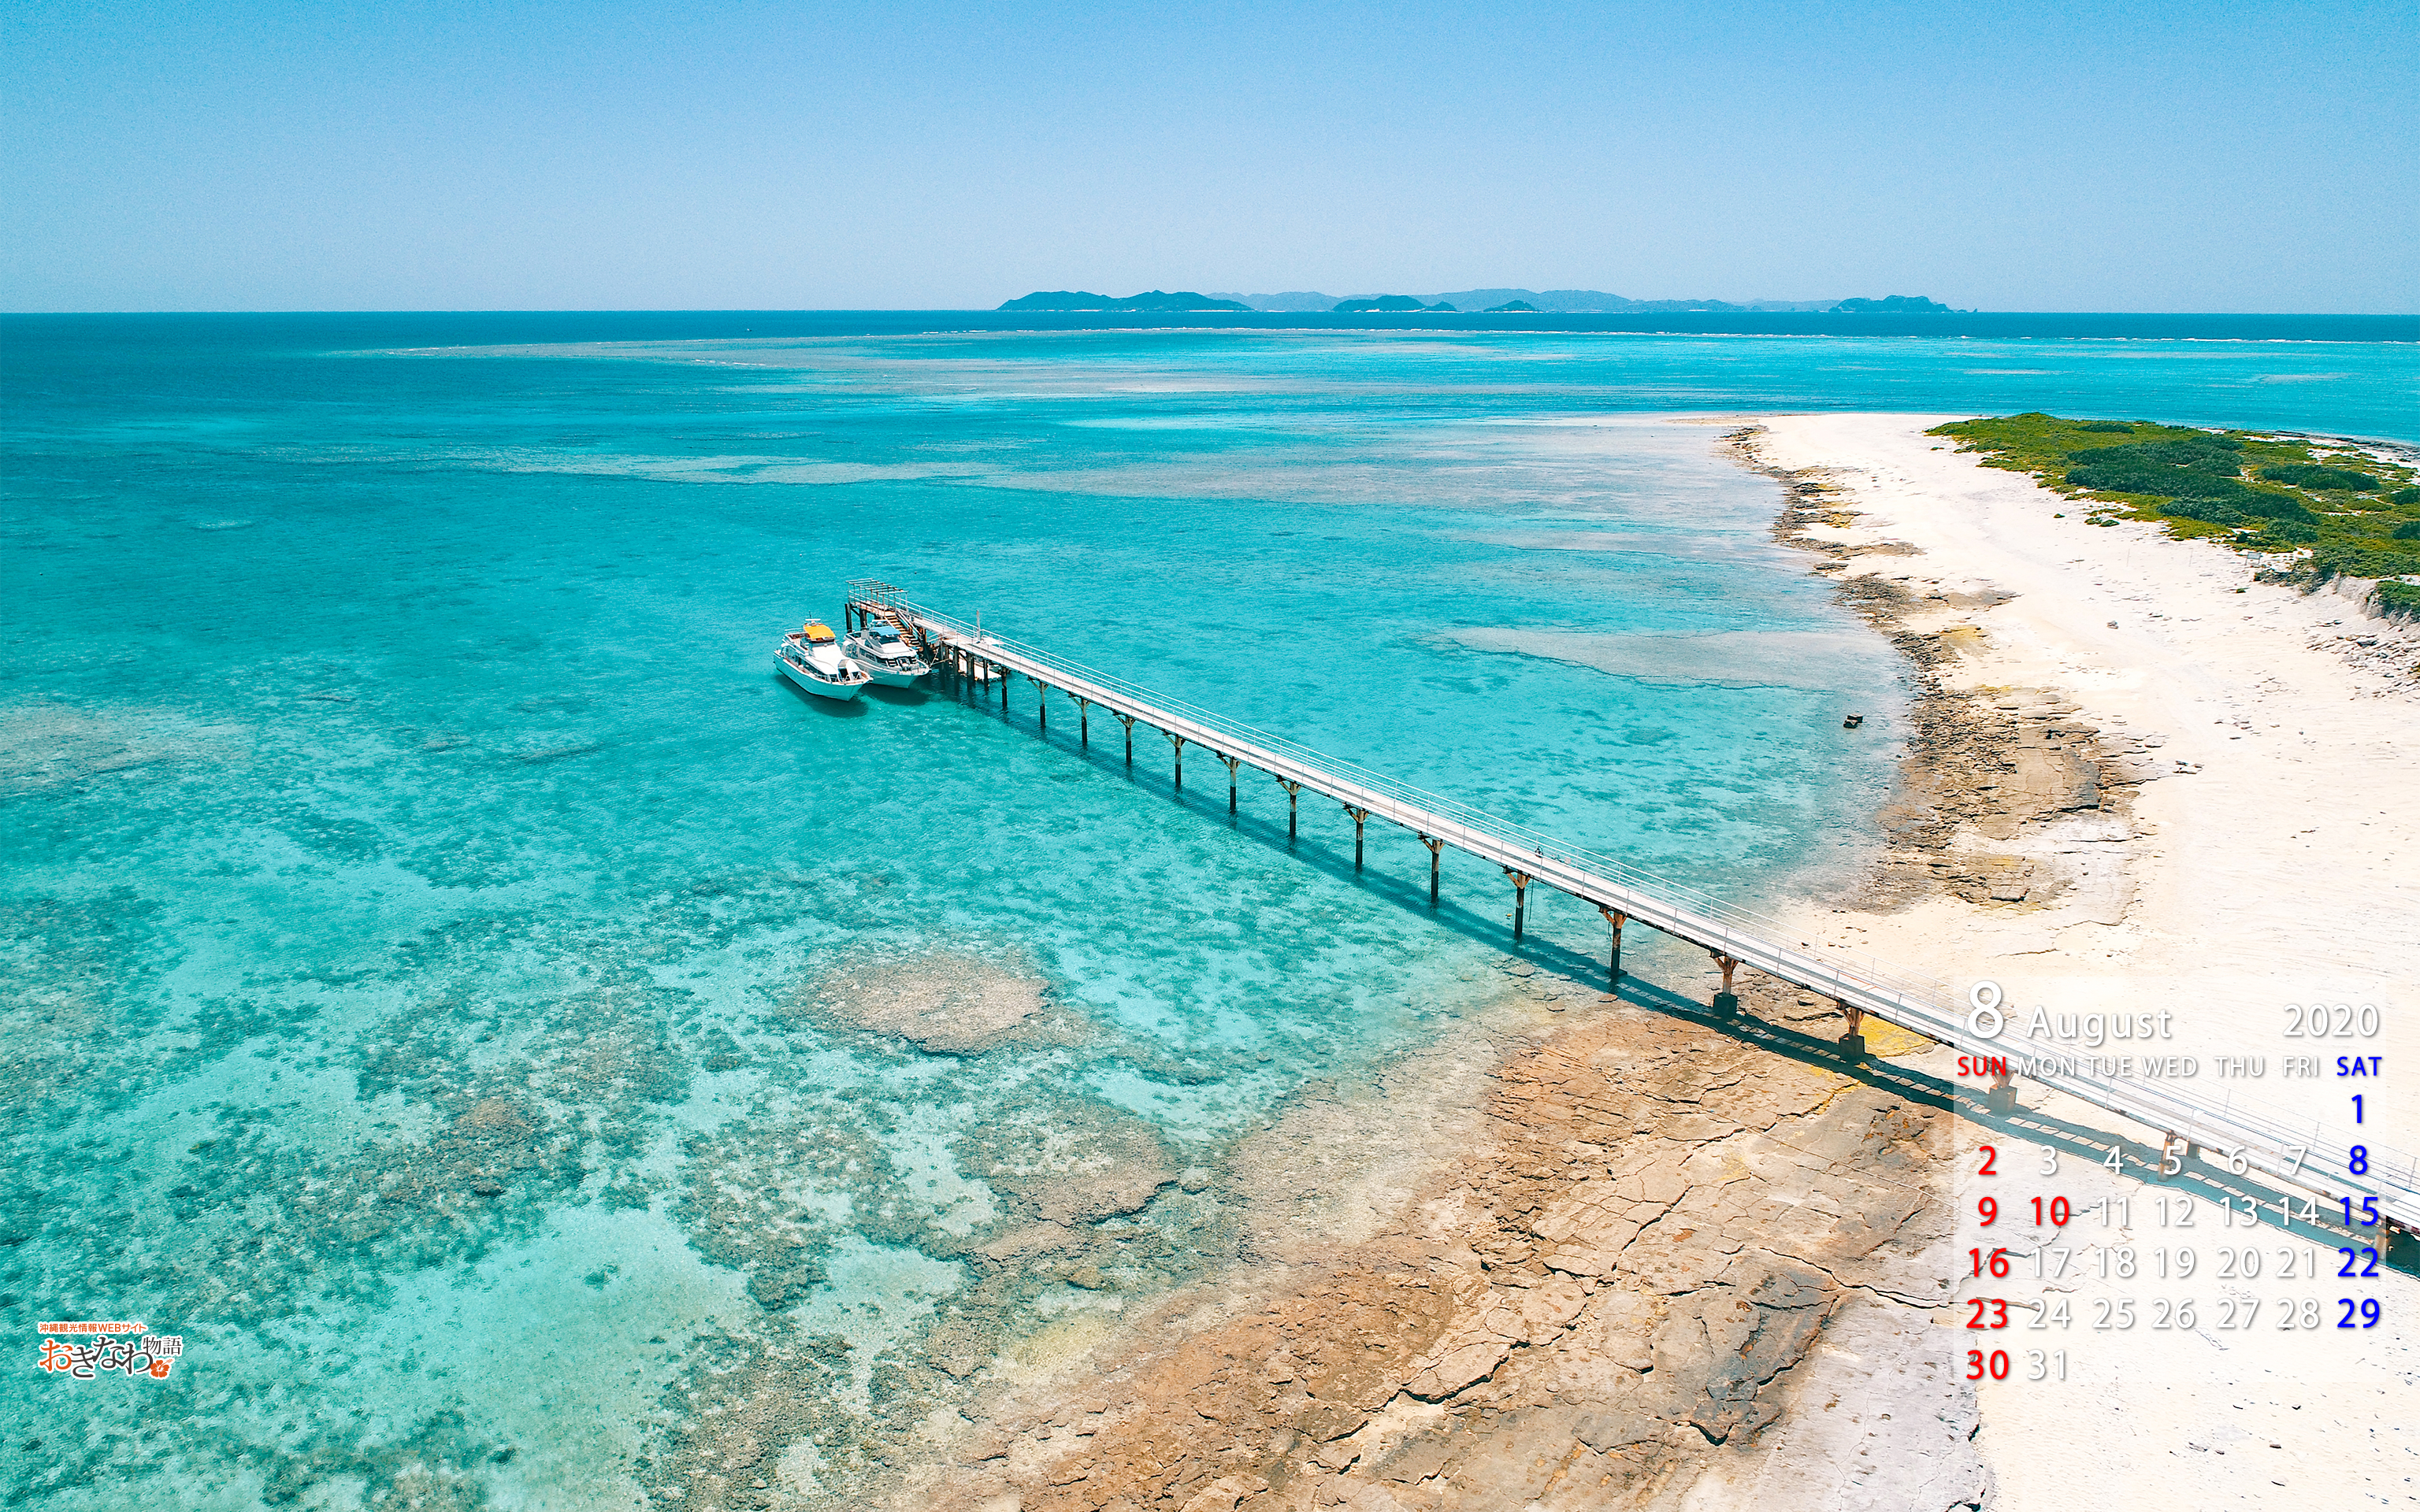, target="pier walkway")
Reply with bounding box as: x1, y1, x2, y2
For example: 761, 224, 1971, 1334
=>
843, 583, 2416, 1237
